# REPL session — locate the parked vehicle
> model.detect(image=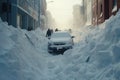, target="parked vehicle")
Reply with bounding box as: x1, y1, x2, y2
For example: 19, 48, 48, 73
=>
48, 31, 74, 54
